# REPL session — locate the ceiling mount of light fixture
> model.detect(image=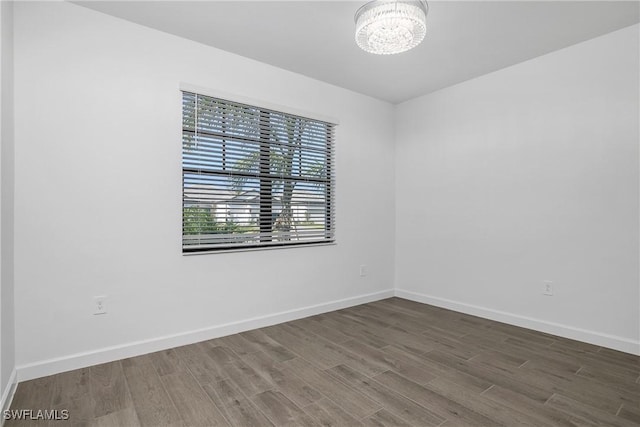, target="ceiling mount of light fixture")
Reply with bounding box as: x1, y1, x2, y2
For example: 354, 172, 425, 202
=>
355, 0, 429, 55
